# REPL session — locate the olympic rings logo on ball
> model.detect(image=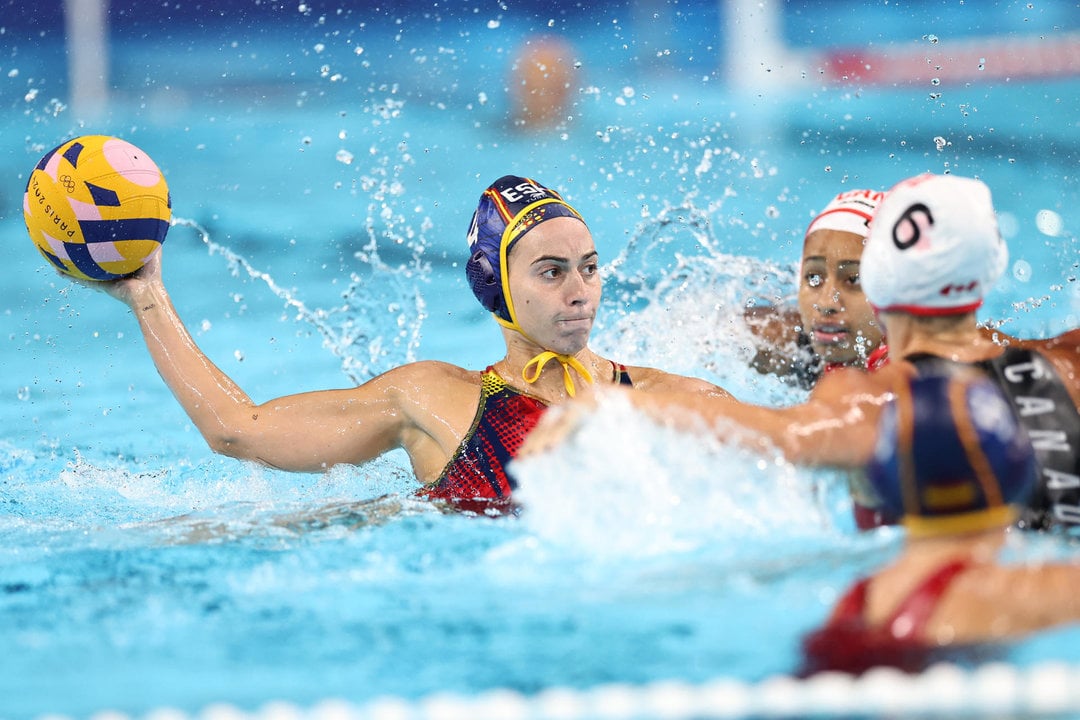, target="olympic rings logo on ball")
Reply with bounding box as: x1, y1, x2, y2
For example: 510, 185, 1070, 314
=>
23, 134, 172, 282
